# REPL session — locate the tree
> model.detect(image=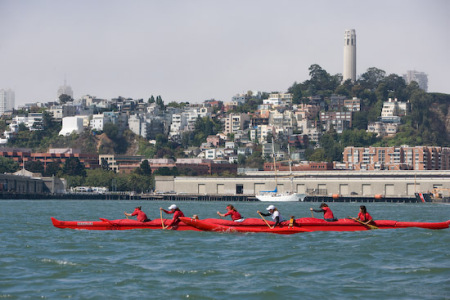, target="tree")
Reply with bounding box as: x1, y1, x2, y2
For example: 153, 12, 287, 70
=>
85, 169, 115, 188
0, 157, 19, 173
62, 157, 86, 177
358, 67, 386, 90
42, 111, 60, 132
156, 95, 165, 110
136, 159, 151, 176
103, 123, 119, 140
308, 148, 326, 162
59, 94, 73, 104
237, 154, 247, 166
101, 158, 110, 171
352, 111, 369, 130
288, 81, 303, 104
148, 95, 155, 104
25, 160, 44, 174
382, 74, 407, 100
44, 161, 61, 177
